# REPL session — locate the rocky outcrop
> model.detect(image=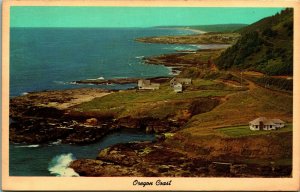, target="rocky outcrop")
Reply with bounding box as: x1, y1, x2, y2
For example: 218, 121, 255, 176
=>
10, 107, 182, 144
73, 76, 170, 86
116, 117, 182, 133
70, 135, 292, 177
9, 89, 184, 144
136, 33, 240, 45
9, 115, 116, 144
172, 132, 293, 161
